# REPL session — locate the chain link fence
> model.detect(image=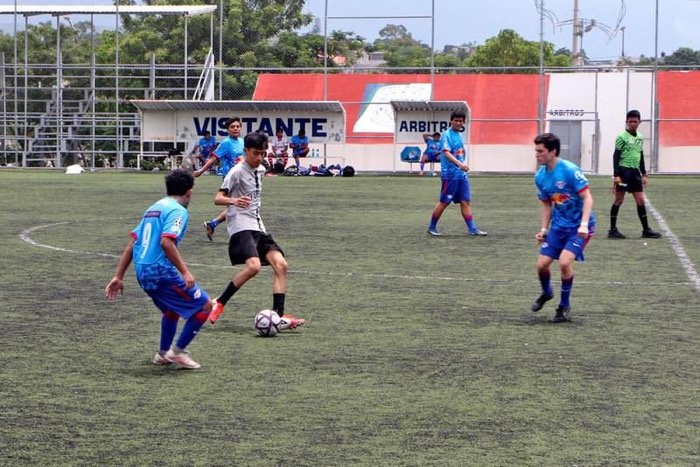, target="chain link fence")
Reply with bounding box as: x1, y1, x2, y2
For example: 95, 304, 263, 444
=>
0, 1, 698, 173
